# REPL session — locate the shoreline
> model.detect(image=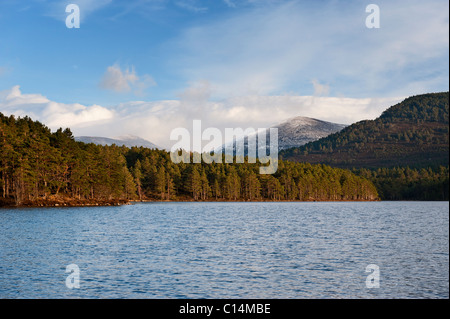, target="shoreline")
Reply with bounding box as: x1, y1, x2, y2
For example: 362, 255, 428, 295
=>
8, 198, 448, 209
0, 198, 130, 209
